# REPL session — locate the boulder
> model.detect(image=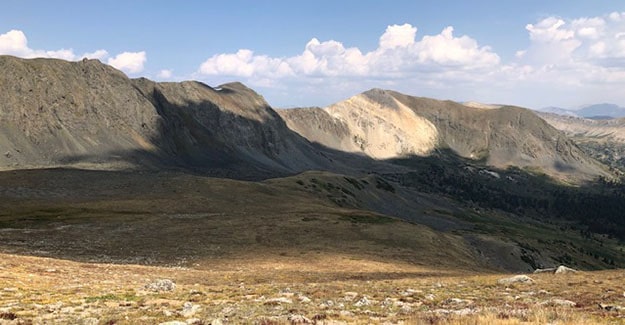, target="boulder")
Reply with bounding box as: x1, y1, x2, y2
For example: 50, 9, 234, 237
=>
144, 279, 176, 292
498, 275, 534, 285
533, 267, 556, 274
554, 265, 578, 274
